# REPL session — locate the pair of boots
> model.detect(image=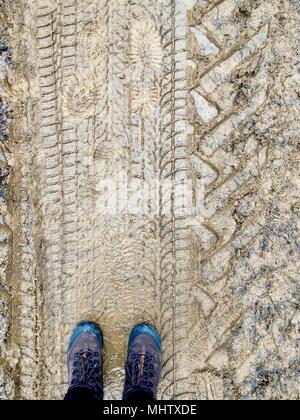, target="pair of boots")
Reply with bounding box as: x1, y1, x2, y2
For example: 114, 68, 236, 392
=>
65, 322, 162, 400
